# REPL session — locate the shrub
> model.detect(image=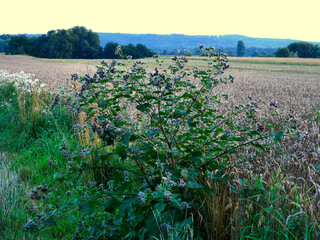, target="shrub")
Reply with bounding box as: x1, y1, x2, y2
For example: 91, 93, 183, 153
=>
275, 47, 290, 58
31, 46, 291, 239
184, 51, 192, 56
